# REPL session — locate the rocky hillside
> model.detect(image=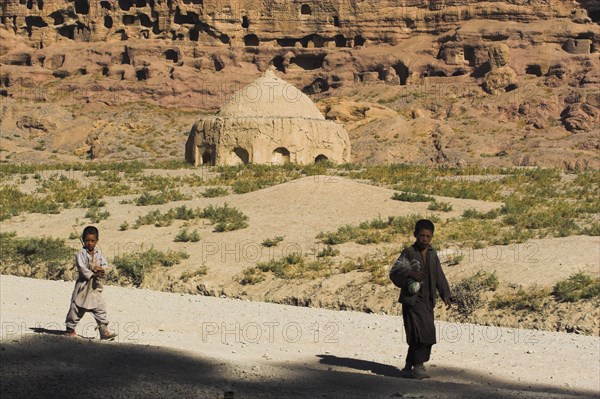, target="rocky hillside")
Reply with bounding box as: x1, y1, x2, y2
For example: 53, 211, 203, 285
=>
0, 0, 599, 167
